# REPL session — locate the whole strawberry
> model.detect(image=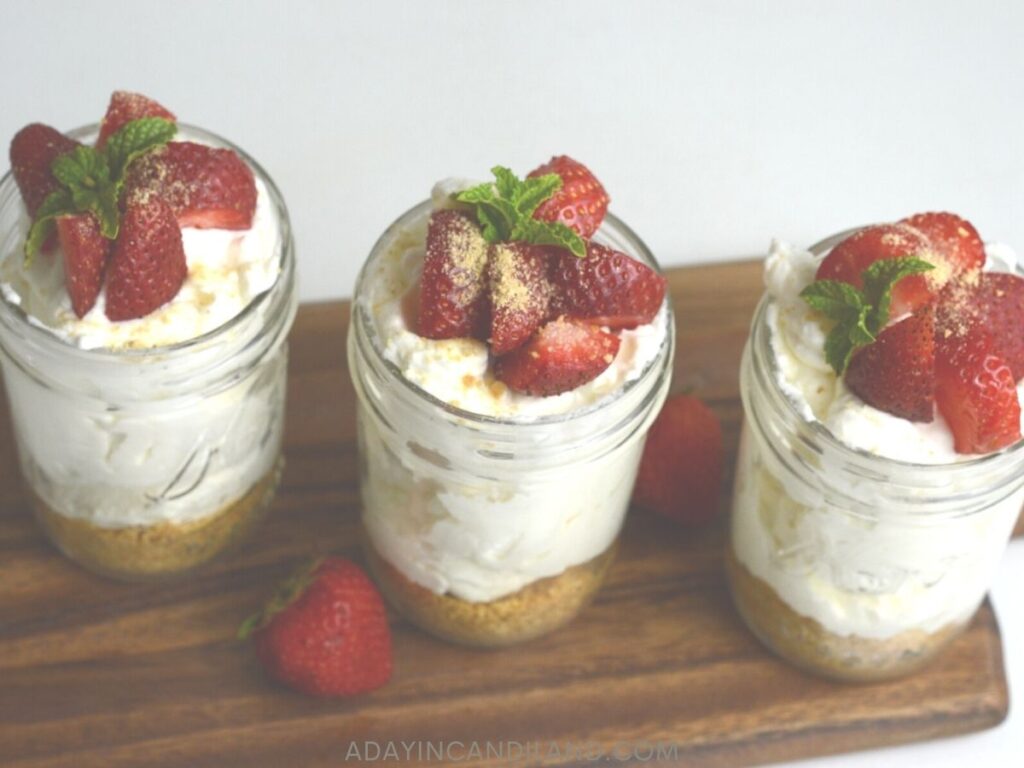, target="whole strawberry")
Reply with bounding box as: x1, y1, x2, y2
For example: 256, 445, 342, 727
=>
633, 394, 723, 526
240, 557, 392, 697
